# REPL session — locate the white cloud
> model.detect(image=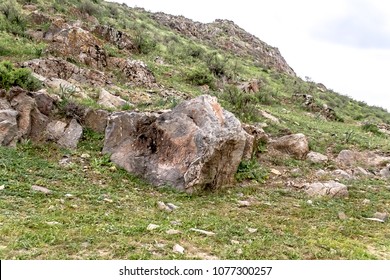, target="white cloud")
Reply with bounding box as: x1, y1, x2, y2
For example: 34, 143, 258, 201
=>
111, 0, 390, 111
